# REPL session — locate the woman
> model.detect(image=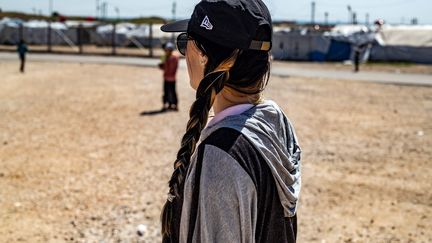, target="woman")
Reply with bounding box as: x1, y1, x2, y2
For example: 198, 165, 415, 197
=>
160, 0, 301, 242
